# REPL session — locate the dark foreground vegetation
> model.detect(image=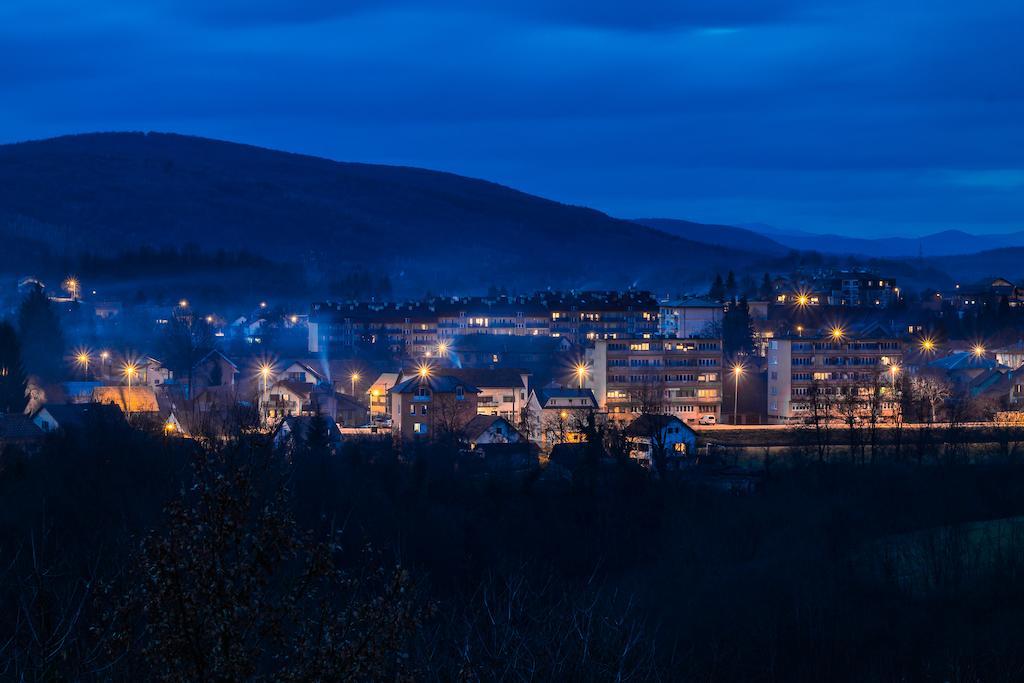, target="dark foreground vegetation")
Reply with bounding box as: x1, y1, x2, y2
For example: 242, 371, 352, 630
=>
4, 425, 1024, 681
